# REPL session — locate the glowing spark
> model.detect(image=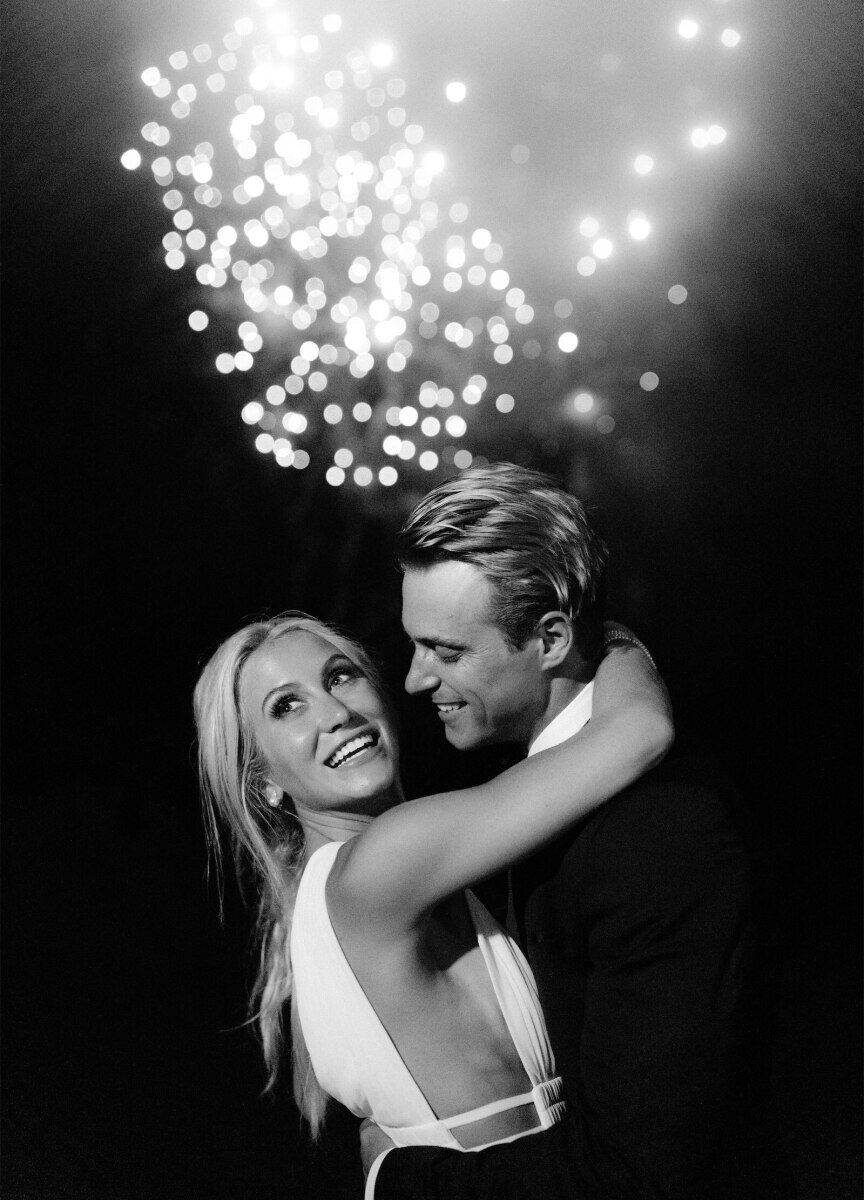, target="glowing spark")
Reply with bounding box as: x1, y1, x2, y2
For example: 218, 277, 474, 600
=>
369, 43, 394, 69
127, 2, 747, 487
